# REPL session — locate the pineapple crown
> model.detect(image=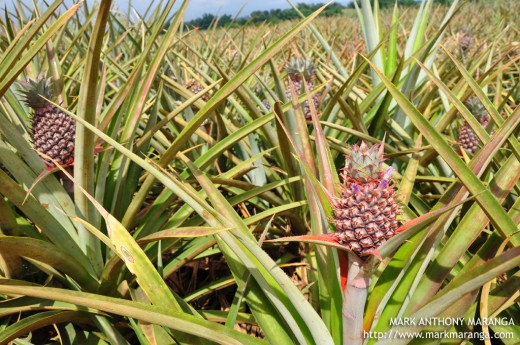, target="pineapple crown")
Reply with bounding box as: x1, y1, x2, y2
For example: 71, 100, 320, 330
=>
285, 57, 316, 79
342, 142, 387, 182
19, 75, 53, 110
463, 96, 490, 126
457, 28, 472, 41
